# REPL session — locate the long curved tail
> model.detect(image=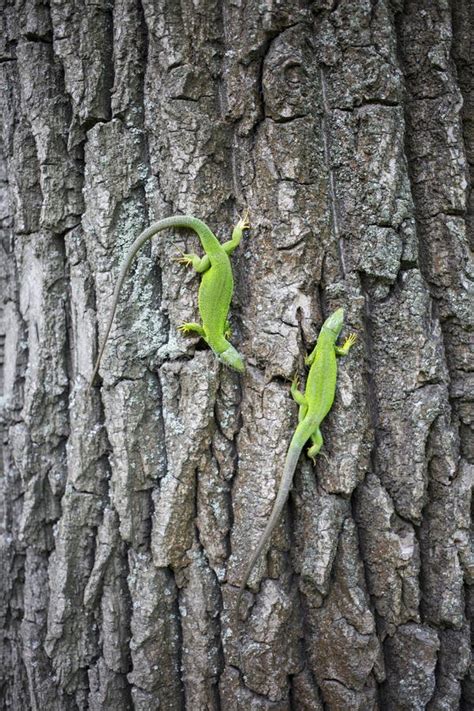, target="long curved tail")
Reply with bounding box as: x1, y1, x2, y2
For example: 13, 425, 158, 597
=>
89, 216, 219, 388
235, 428, 309, 614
